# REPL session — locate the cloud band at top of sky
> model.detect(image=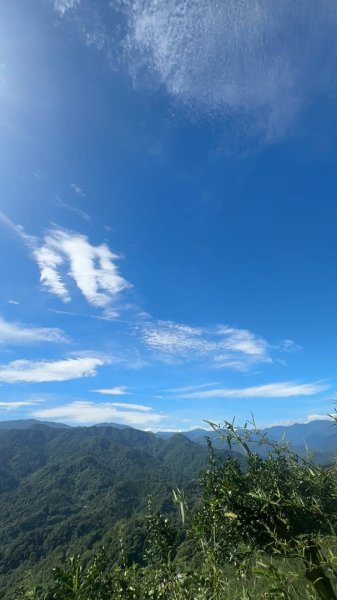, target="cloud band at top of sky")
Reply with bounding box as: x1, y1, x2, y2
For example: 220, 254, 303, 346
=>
52, 0, 337, 146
